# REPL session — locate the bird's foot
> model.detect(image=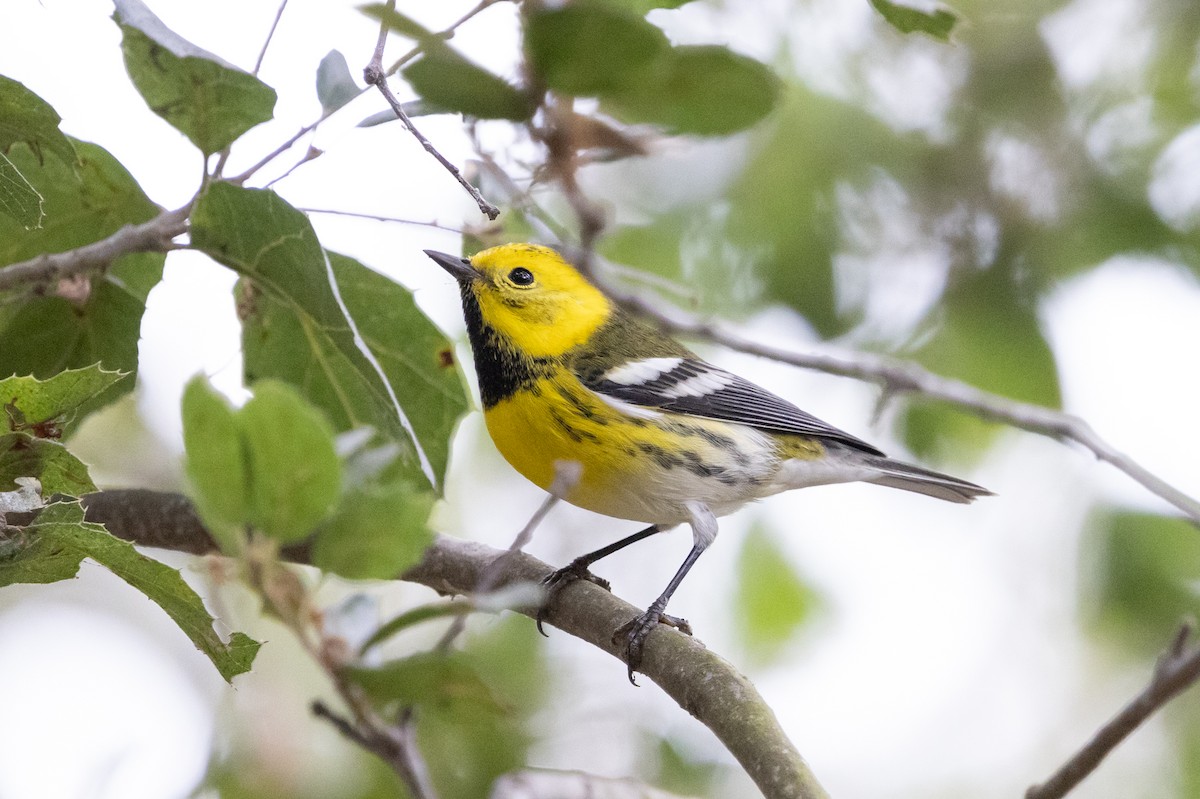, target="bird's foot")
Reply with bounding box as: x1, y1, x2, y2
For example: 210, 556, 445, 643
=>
535, 557, 612, 636
613, 605, 693, 685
